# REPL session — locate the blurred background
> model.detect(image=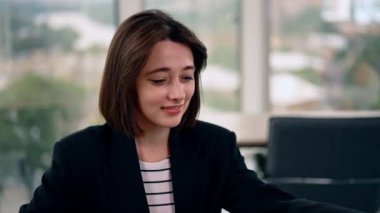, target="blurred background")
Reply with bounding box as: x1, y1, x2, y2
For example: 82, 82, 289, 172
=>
1, 0, 380, 212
